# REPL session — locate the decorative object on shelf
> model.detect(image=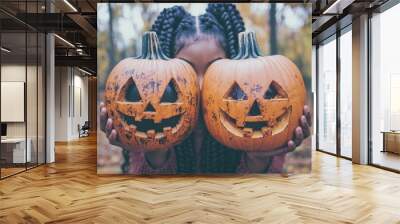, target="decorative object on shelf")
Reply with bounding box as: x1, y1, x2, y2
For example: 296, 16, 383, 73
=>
0, 138, 32, 165
78, 121, 90, 138
381, 131, 400, 155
